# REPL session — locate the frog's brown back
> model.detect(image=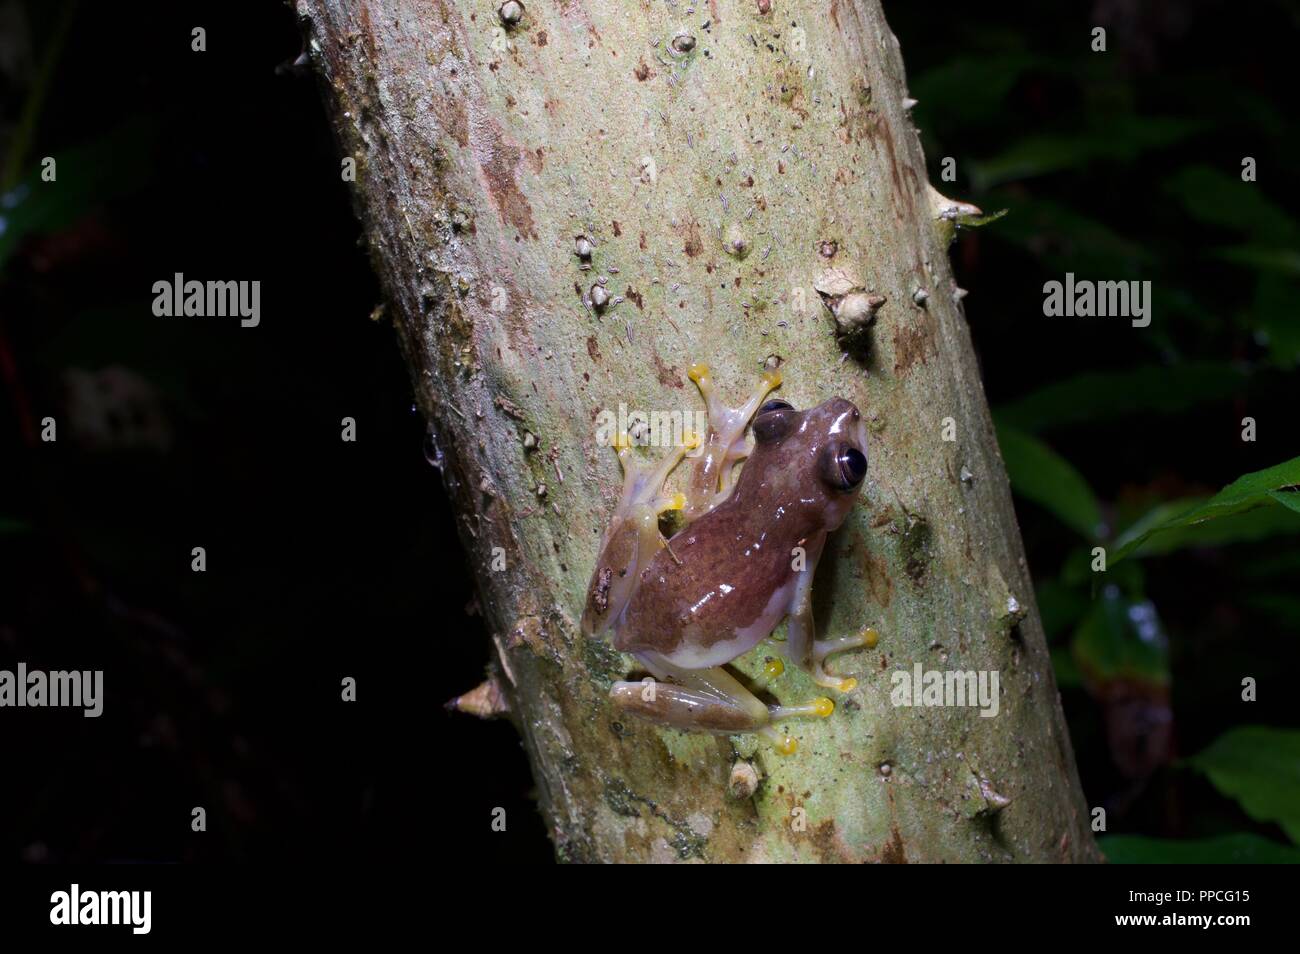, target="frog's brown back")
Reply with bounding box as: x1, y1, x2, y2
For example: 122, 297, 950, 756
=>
613, 494, 815, 659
